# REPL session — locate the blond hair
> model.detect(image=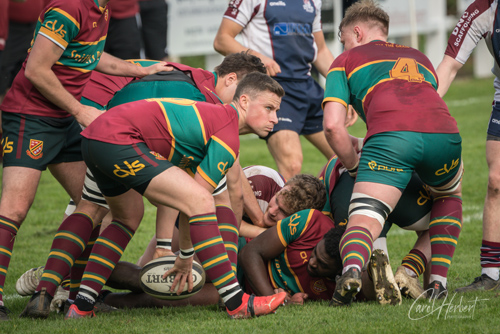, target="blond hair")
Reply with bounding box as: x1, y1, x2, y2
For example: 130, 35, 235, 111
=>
339, 0, 389, 37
